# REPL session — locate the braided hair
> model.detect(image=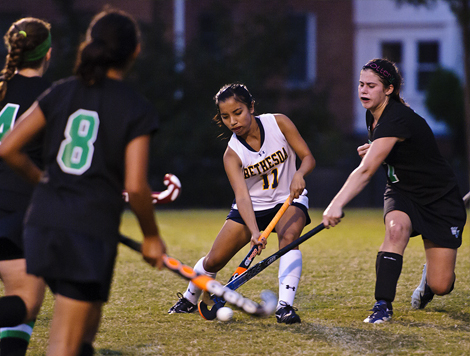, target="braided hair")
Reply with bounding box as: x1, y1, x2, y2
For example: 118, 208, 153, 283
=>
0, 17, 51, 102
